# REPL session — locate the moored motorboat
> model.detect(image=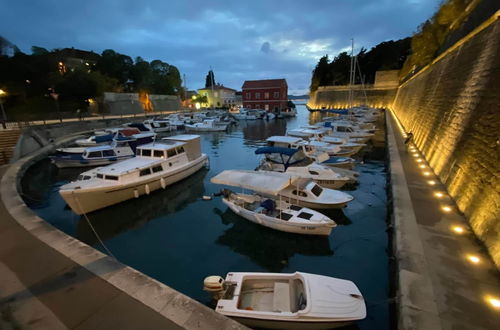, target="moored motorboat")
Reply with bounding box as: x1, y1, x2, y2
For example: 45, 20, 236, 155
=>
203, 271, 366, 329
50, 137, 136, 168
185, 119, 229, 132
59, 135, 208, 215
211, 170, 336, 235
